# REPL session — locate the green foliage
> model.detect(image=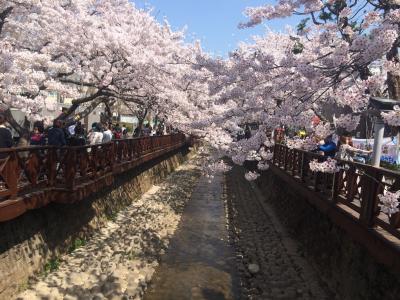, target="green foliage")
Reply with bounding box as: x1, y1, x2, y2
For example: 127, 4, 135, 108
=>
17, 281, 28, 293
68, 238, 86, 253
43, 258, 60, 276
292, 42, 304, 54
331, 1, 346, 14
319, 11, 332, 21
297, 18, 310, 33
